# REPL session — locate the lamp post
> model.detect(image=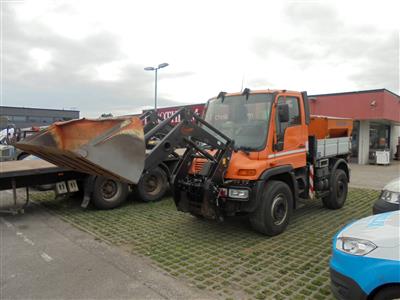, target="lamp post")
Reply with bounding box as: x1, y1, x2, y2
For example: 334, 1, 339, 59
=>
144, 62, 169, 114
